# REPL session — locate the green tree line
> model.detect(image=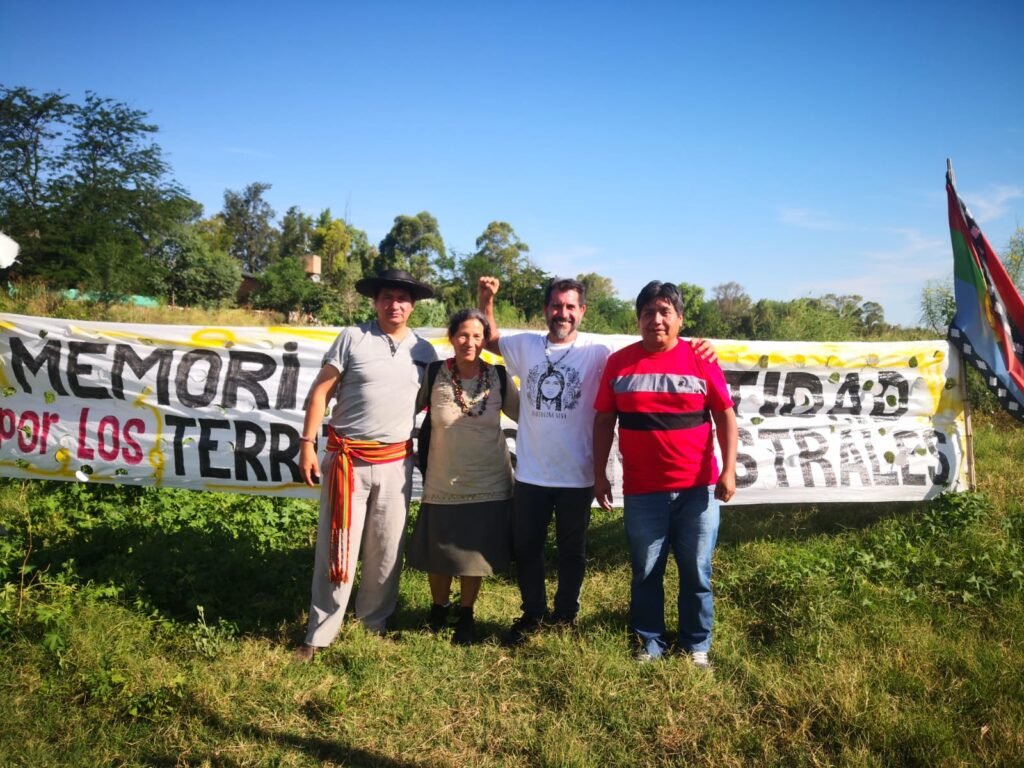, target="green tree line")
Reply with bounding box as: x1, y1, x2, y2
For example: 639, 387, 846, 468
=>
11, 83, 1020, 341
